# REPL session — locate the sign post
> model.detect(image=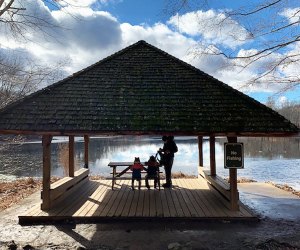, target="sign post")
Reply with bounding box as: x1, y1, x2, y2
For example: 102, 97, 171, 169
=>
224, 143, 244, 169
